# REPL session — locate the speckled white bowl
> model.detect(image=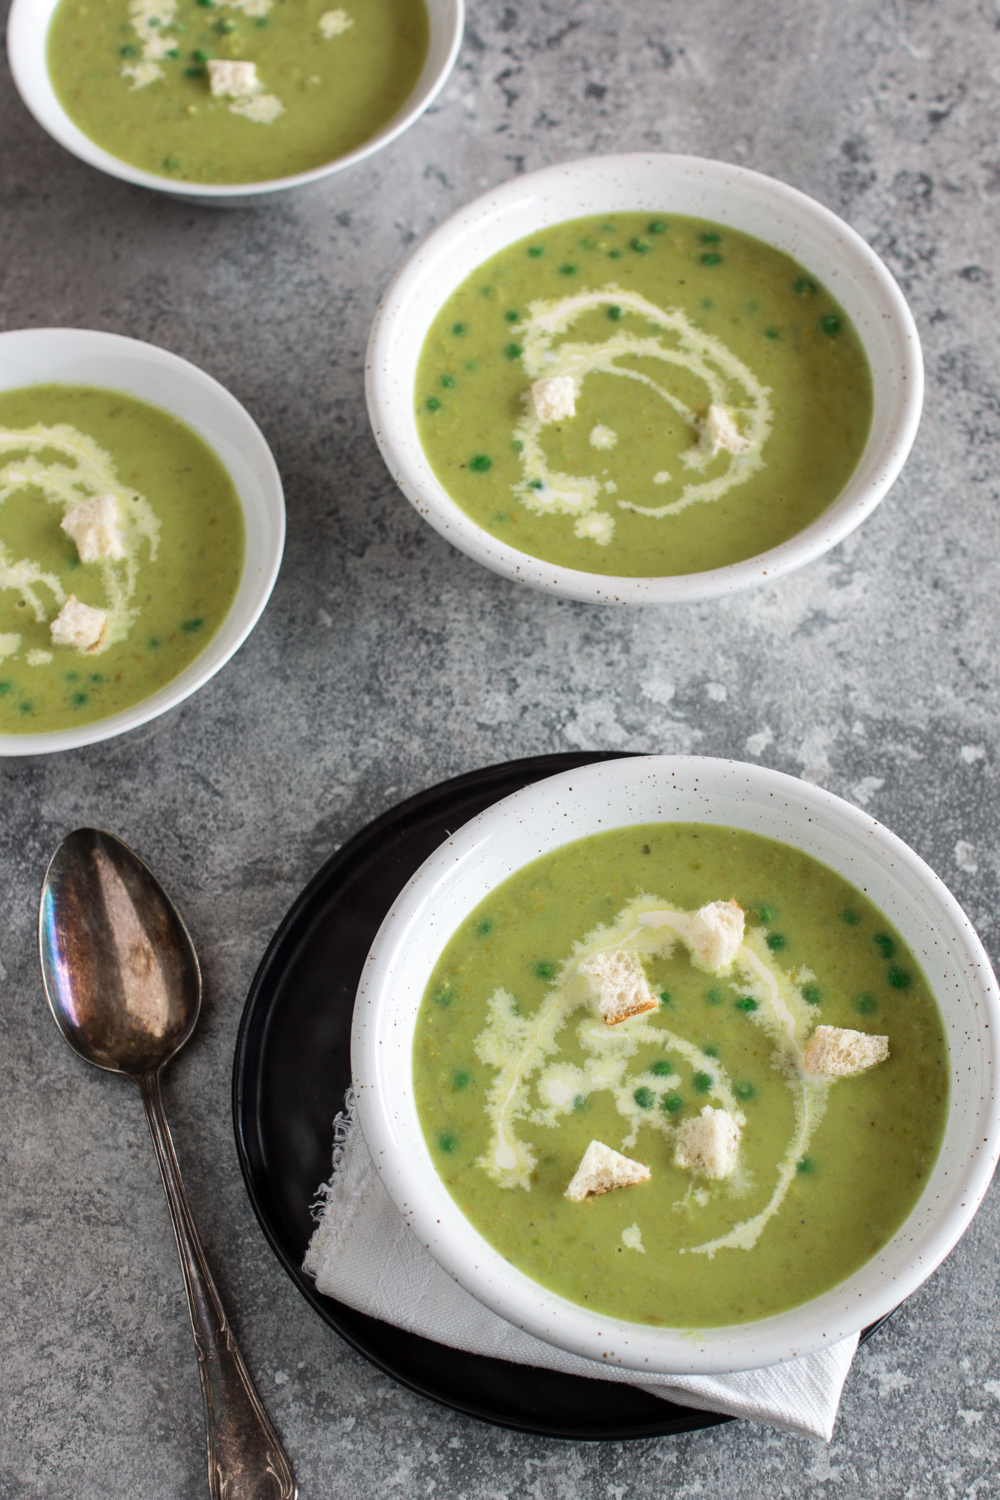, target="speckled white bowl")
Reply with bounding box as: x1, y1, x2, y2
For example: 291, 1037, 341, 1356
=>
366, 153, 923, 605
353, 755, 999, 1375
6, 0, 463, 207
0, 327, 285, 756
